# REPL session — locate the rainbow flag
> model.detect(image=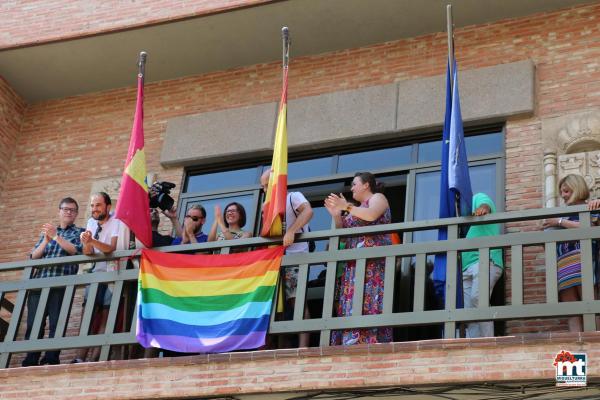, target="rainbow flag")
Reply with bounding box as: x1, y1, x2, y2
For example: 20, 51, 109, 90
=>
115, 74, 152, 247
136, 246, 284, 353
260, 68, 288, 237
